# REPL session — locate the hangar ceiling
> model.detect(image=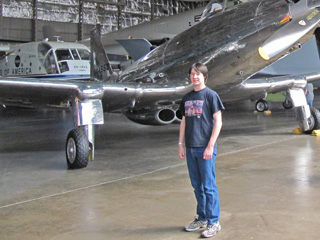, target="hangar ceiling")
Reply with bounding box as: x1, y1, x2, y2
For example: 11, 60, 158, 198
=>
0, 0, 208, 43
